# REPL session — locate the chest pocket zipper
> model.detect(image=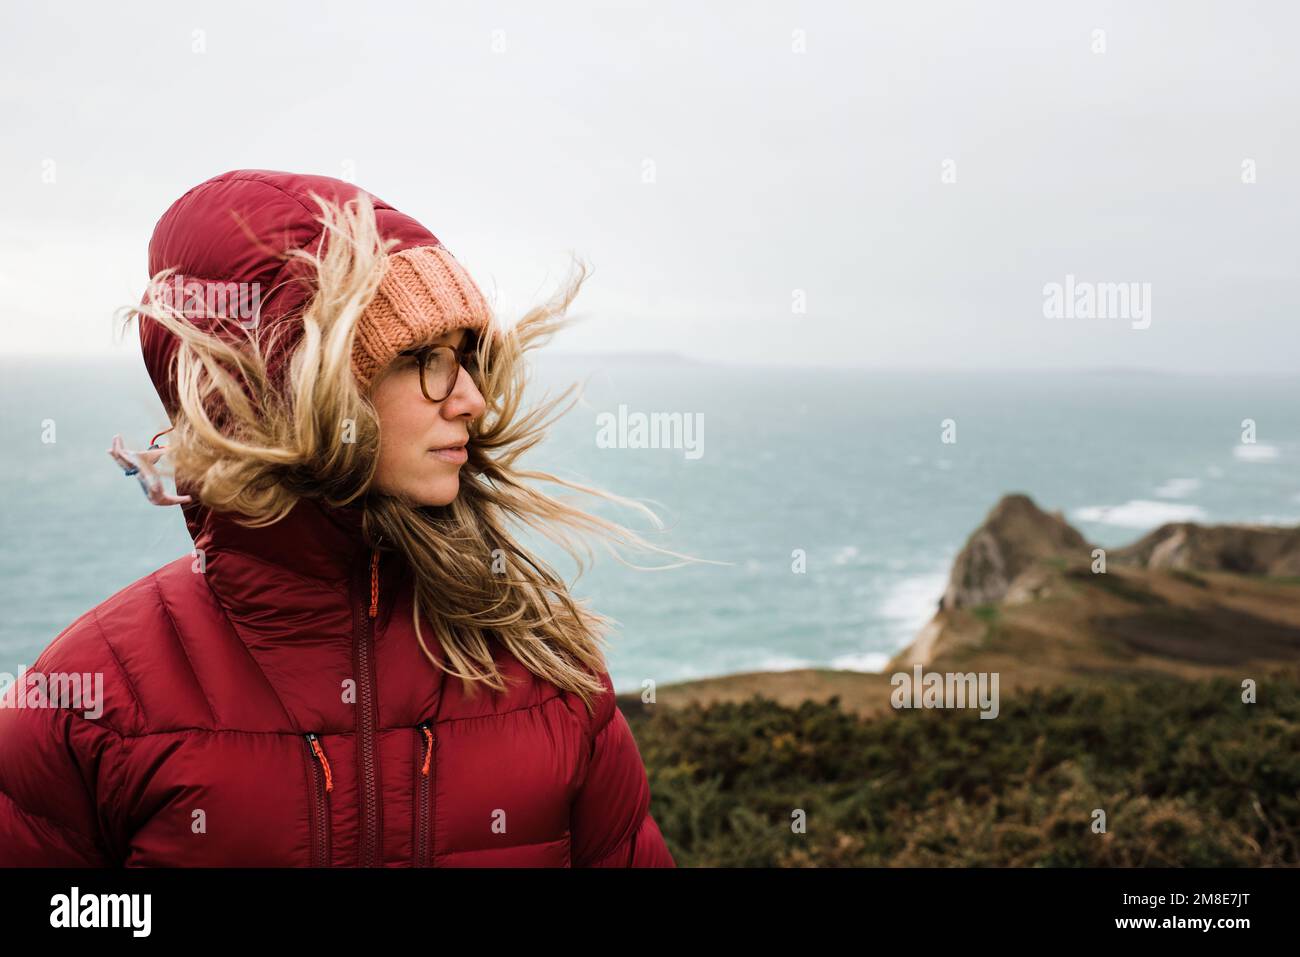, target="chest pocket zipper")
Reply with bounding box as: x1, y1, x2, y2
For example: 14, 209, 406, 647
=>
305, 733, 334, 867
414, 722, 435, 867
